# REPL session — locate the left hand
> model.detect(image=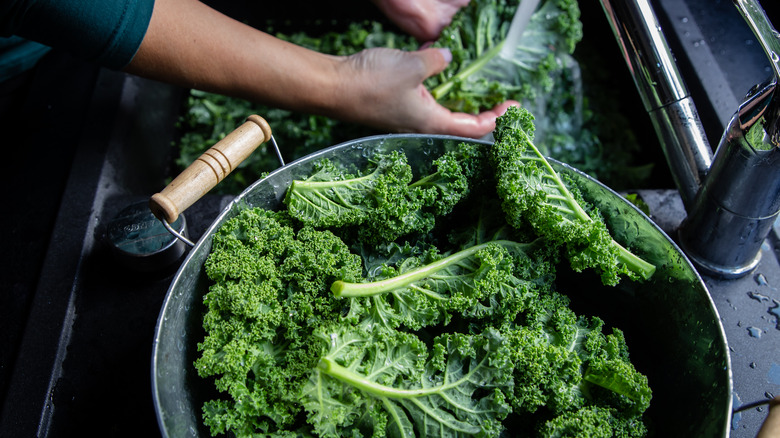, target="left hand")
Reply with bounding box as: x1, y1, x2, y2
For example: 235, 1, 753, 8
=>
331, 47, 518, 138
